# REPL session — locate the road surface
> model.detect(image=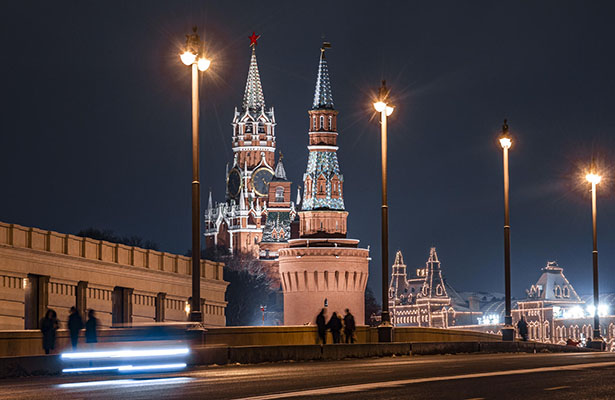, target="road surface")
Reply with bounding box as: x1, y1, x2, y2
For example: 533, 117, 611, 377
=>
2, 352, 615, 399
